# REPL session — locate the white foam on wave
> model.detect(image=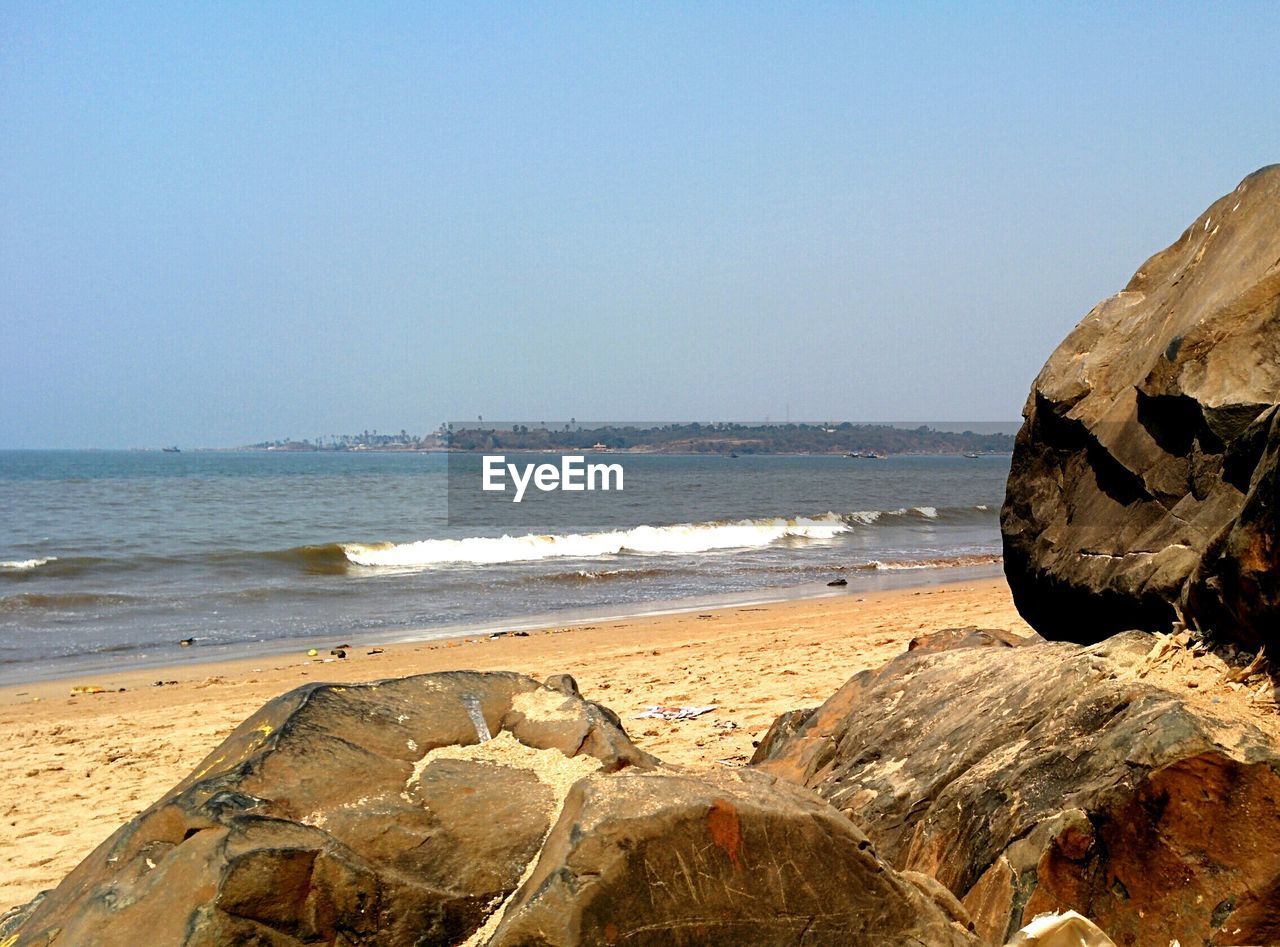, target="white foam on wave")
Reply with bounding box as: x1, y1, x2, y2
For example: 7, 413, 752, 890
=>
0, 557, 55, 571
914, 506, 939, 519
847, 510, 882, 526
342, 515, 850, 568
863, 559, 933, 571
